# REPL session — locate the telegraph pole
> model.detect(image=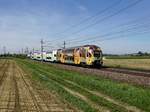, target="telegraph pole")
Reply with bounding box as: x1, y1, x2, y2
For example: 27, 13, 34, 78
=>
32, 48, 34, 53
63, 41, 66, 49
3, 46, 6, 55
21, 48, 24, 54
25, 47, 29, 55
41, 39, 44, 61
